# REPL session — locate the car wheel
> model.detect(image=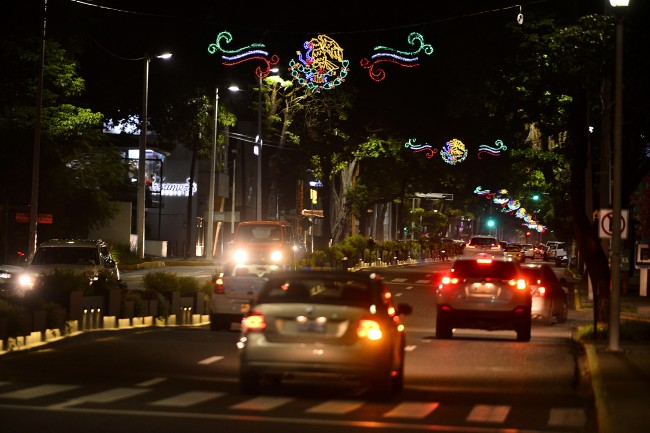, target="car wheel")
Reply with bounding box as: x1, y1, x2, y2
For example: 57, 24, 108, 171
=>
557, 299, 569, 323
516, 317, 532, 342
436, 315, 453, 339
543, 300, 554, 325
366, 370, 393, 401
239, 369, 260, 395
